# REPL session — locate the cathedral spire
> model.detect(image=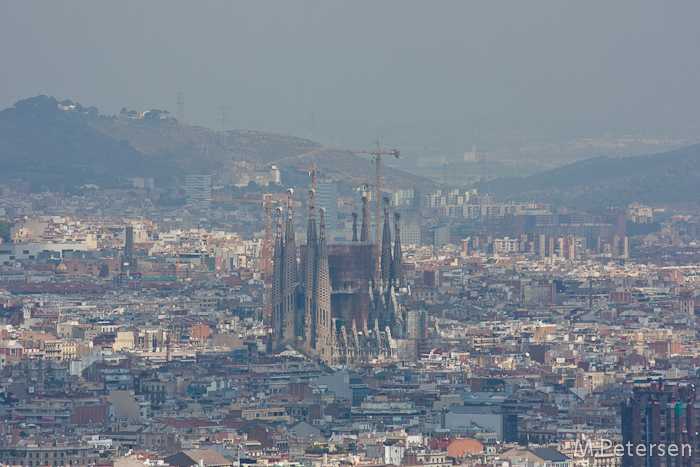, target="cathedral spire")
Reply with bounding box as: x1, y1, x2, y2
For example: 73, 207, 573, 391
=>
303, 189, 317, 346
314, 208, 332, 362
351, 212, 358, 242
281, 189, 297, 343
381, 197, 393, 286
319, 207, 326, 241
285, 189, 295, 243
392, 212, 404, 287
275, 207, 283, 242
307, 189, 317, 245
360, 196, 370, 242
271, 207, 284, 348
